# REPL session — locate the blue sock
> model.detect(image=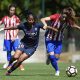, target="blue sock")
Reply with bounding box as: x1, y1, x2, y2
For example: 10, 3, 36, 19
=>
49, 55, 59, 71
7, 51, 12, 61
55, 57, 59, 61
